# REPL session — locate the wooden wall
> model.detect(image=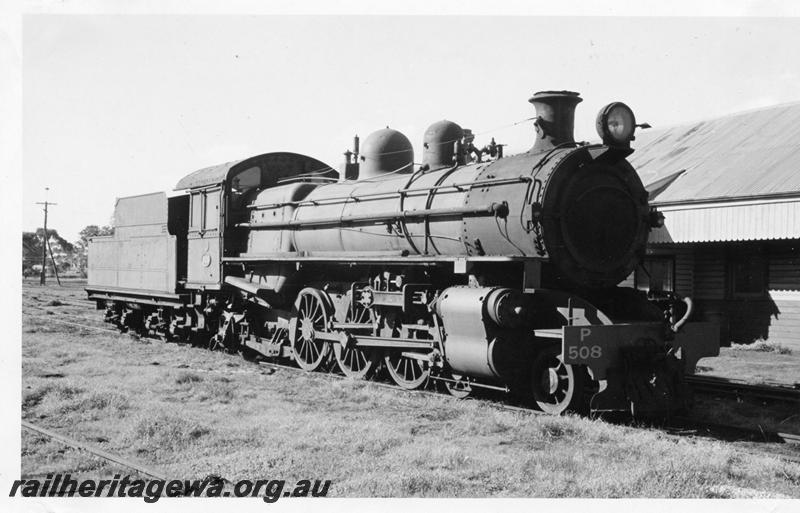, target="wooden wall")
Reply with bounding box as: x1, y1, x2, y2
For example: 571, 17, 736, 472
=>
766, 251, 800, 345
647, 240, 800, 350
692, 246, 725, 300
